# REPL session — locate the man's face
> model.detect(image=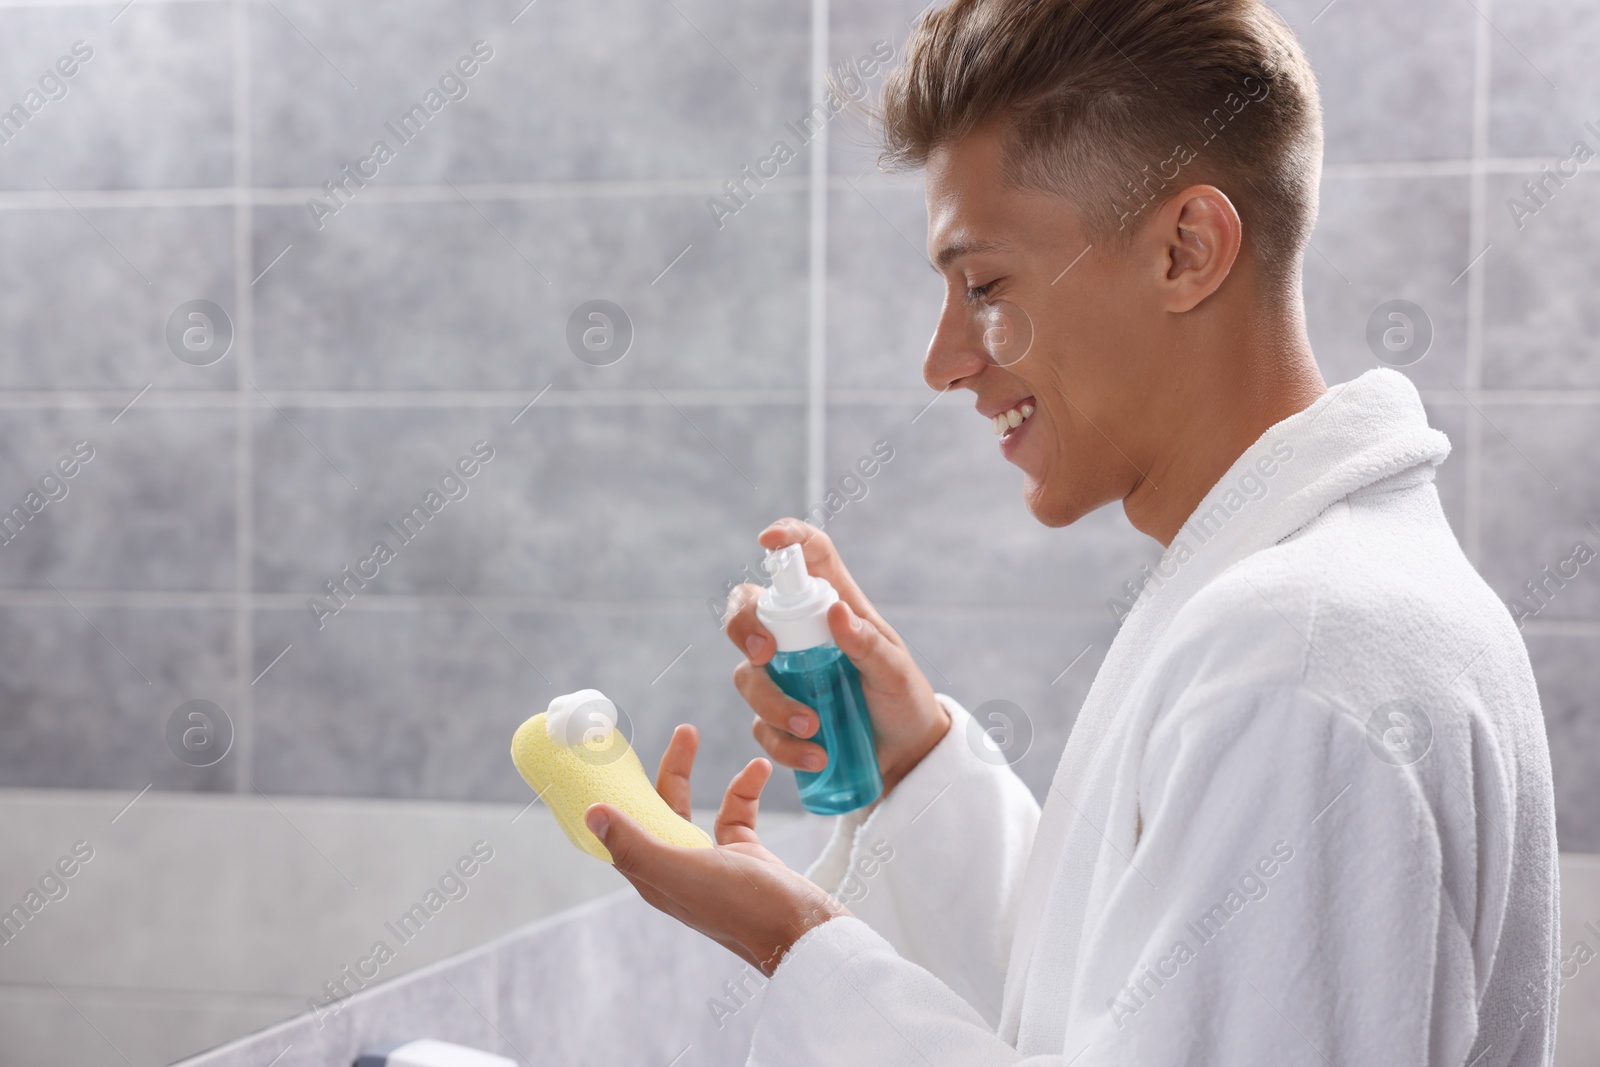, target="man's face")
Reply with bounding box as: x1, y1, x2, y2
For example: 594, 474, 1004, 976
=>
924, 123, 1159, 528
